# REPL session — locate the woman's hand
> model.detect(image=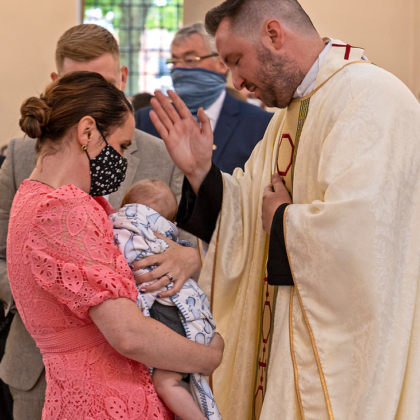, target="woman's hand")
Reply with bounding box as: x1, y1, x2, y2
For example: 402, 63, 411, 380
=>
133, 232, 200, 298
